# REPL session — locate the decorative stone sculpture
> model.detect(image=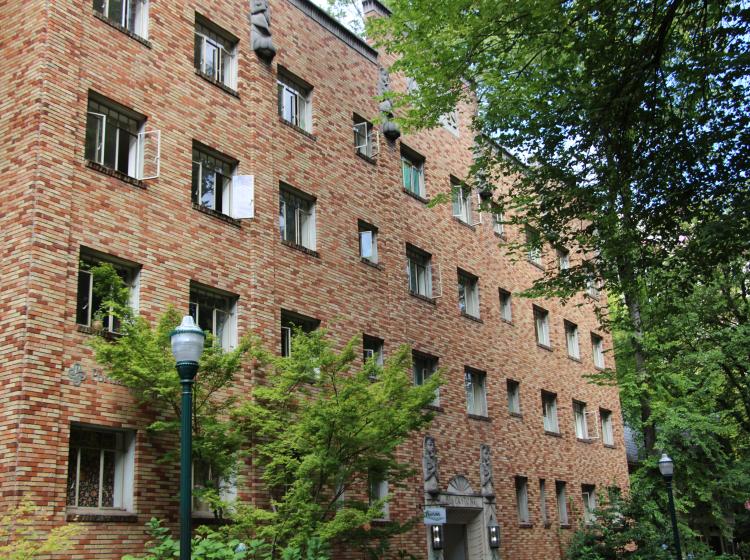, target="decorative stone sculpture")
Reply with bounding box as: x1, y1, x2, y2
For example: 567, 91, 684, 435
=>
480, 444, 494, 498
377, 66, 401, 141
250, 0, 276, 62
423, 436, 439, 495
